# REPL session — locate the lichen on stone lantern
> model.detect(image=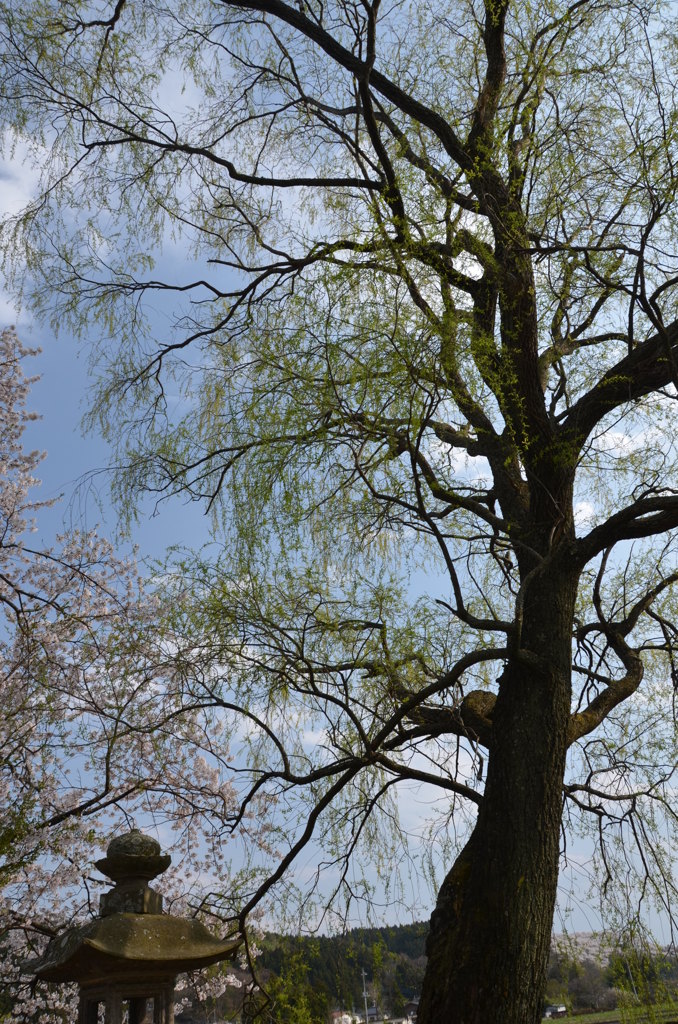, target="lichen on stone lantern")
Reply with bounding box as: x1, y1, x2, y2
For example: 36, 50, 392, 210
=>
27, 829, 239, 1024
